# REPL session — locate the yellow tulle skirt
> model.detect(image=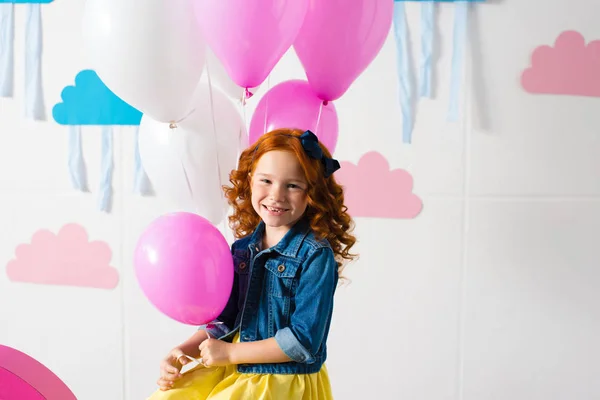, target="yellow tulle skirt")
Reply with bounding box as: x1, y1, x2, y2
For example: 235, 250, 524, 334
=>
146, 334, 333, 400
